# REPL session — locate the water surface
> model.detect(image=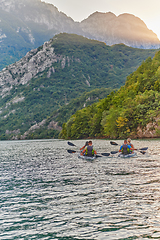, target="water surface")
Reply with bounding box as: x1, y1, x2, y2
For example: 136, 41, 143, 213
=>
0, 139, 160, 239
